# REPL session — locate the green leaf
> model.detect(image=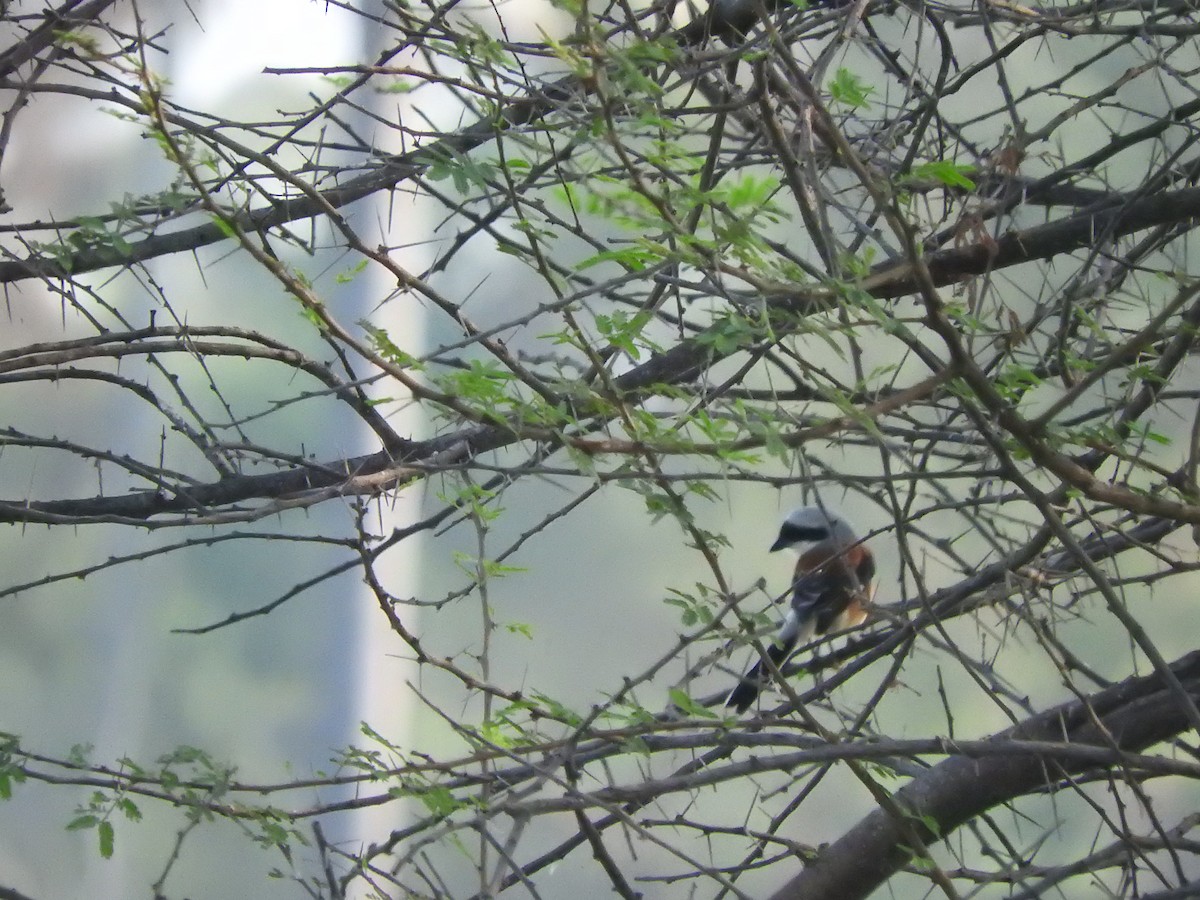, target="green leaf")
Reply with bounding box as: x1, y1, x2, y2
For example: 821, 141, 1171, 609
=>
54, 30, 101, 53
695, 314, 760, 355
480, 720, 515, 749
210, 214, 238, 239
916, 812, 942, 837
481, 558, 528, 578
669, 689, 718, 719
720, 173, 780, 211
530, 692, 583, 726
904, 160, 977, 190
576, 245, 659, 272
335, 258, 370, 284
505, 621, 534, 639
67, 814, 99, 832
664, 588, 717, 627
378, 78, 416, 93
828, 68, 873, 109
419, 785, 461, 817
420, 146, 493, 194
361, 322, 423, 369
118, 798, 142, 822
907, 850, 937, 871
97, 820, 115, 859
594, 309, 656, 359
